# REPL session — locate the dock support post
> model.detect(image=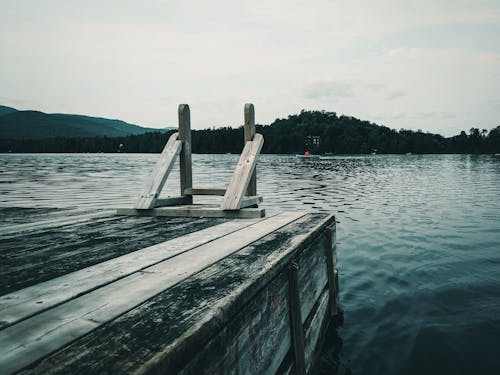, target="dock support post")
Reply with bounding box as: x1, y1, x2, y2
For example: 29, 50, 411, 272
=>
244, 103, 257, 197
325, 225, 338, 317
179, 104, 193, 203
288, 261, 306, 375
